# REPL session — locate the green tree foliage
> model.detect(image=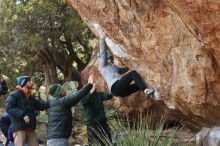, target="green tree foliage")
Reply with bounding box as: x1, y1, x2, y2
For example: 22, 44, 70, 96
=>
0, 0, 96, 89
